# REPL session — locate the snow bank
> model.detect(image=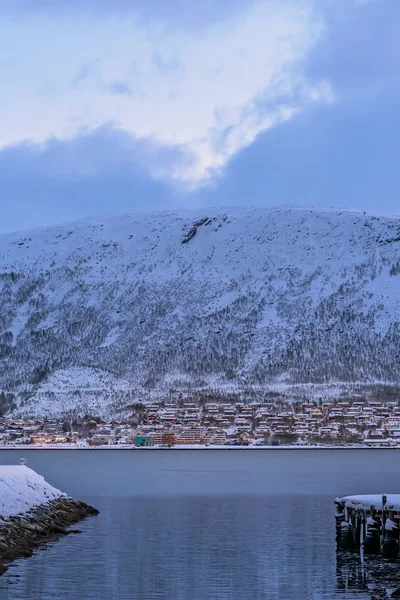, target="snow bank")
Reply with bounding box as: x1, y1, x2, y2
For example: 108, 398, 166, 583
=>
337, 494, 400, 511
0, 465, 64, 519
